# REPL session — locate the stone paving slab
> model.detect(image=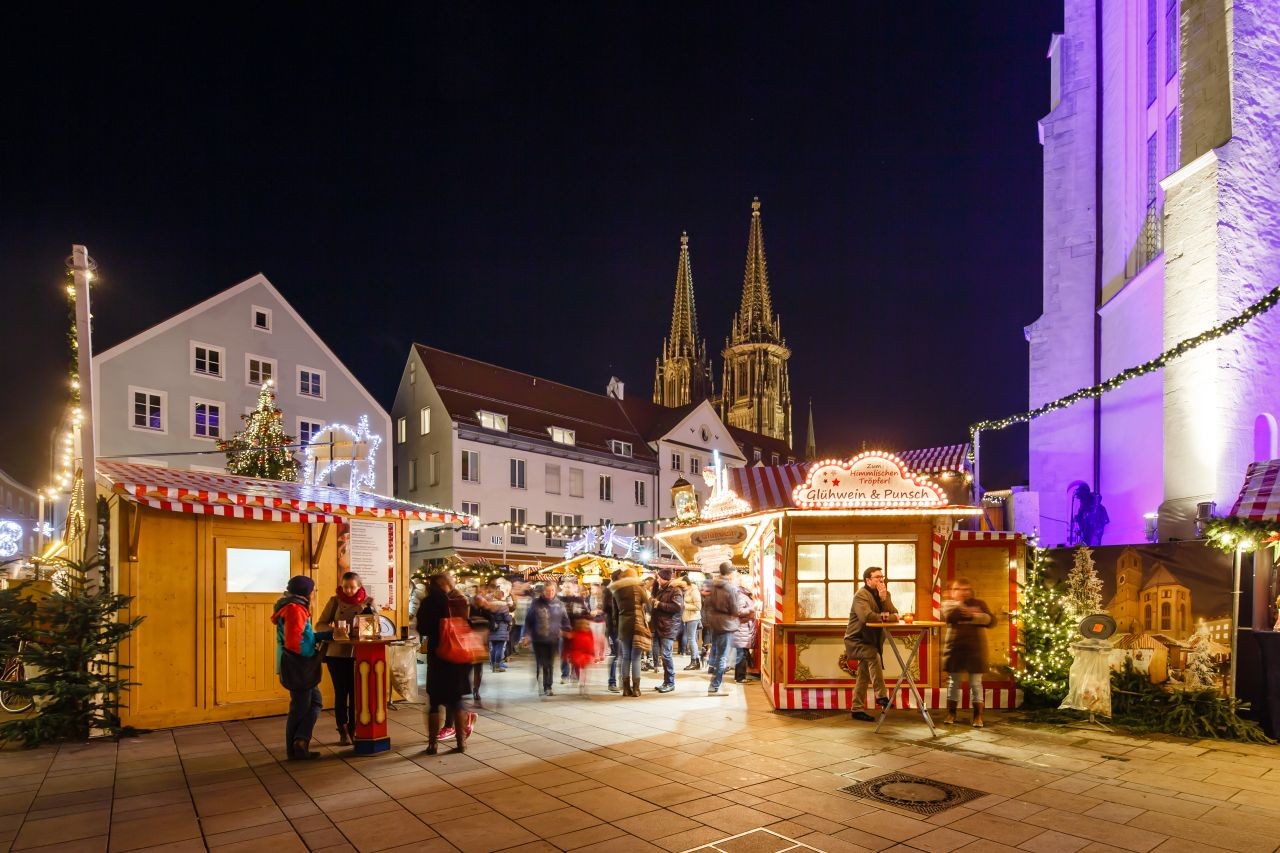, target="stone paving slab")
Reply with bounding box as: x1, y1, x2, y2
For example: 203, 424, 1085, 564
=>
2, 654, 1278, 852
